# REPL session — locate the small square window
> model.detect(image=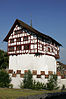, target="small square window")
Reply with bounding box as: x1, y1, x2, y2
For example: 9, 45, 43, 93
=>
9, 47, 14, 51
24, 44, 30, 50
16, 37, 21, 42
17, 45, 21, 51
10, 39, 14, 43
23, 36, 28, 41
